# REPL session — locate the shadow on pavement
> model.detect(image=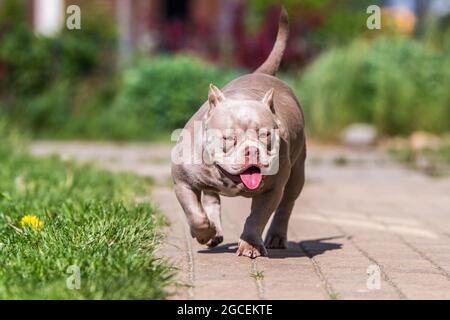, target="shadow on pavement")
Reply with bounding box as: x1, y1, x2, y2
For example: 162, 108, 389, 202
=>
197, 242, 239, 254
197, 236, 345, 259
